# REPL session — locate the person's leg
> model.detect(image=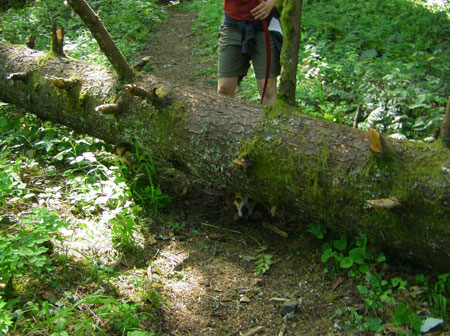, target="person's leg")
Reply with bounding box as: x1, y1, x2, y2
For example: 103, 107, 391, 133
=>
252, 30, 281, 105
218, 26, 249, 97
256, 77, 277, 105
217, 77, 239, 97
